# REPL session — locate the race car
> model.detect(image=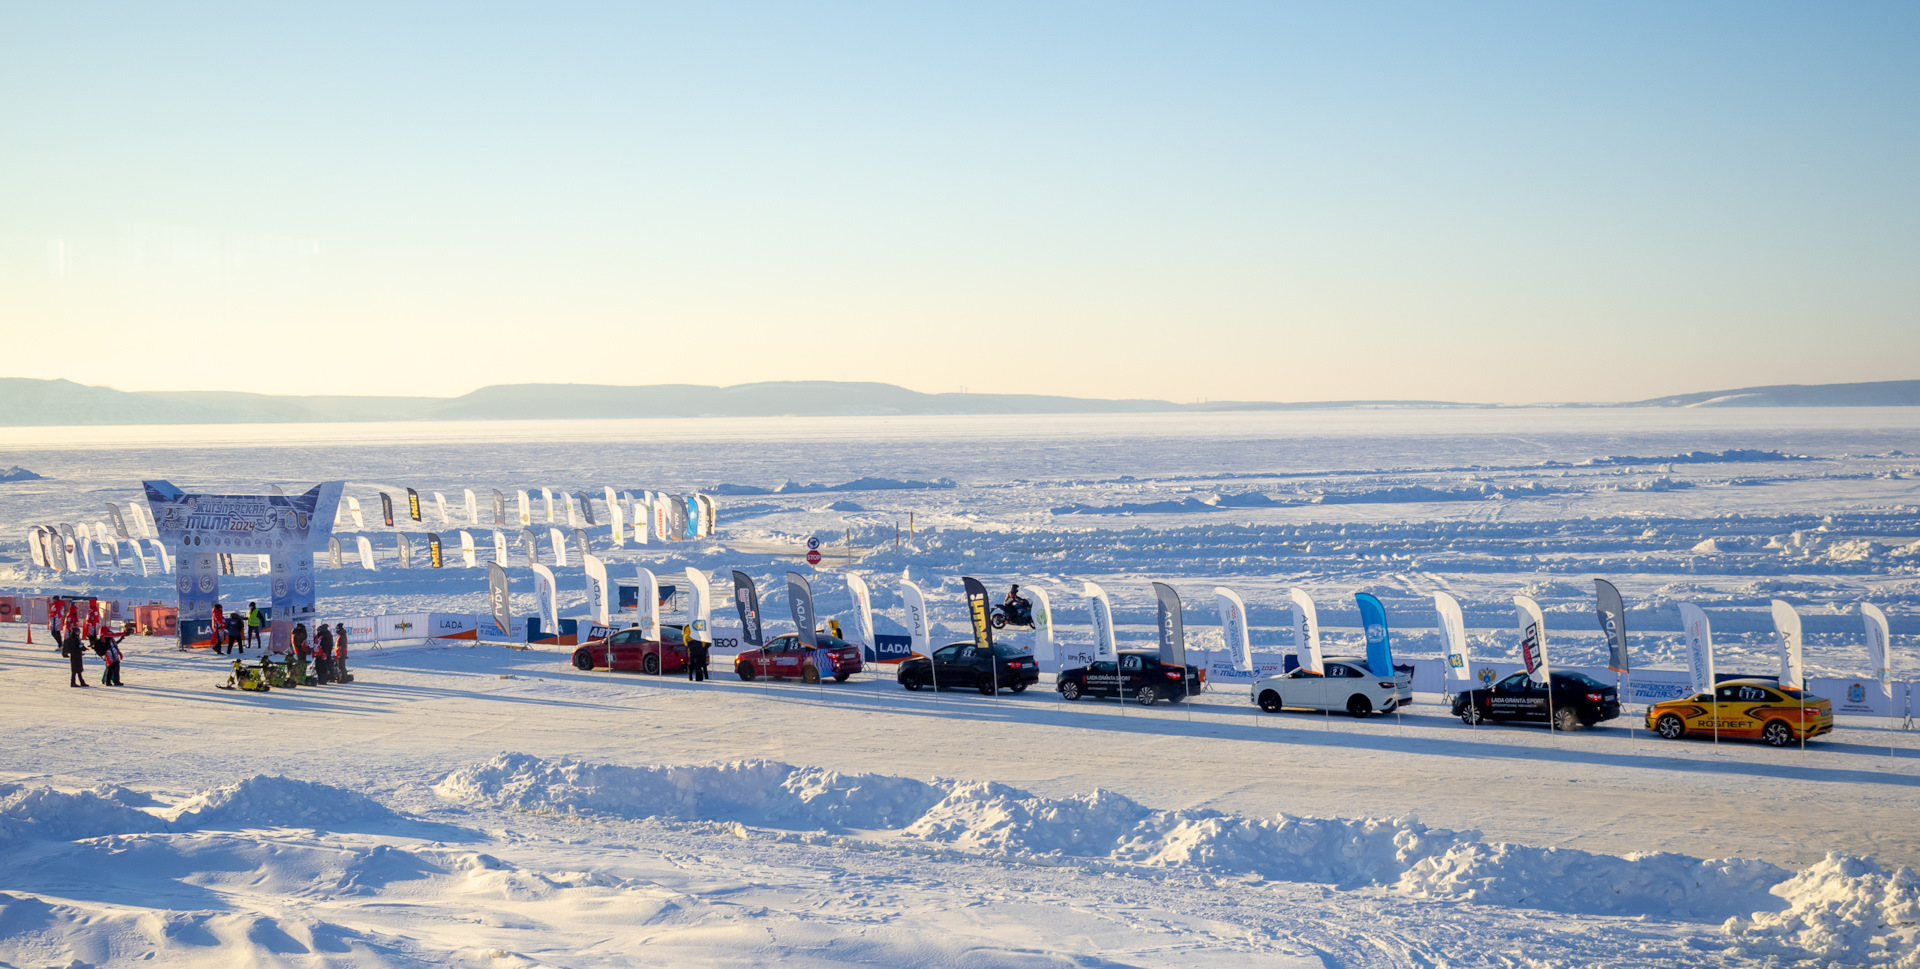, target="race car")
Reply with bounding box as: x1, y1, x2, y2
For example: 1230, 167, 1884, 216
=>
1252, 656, 1410, 718
896, 641, 1041, 695
1057, 650, 1200, 706
572, 624, 690, 675
735, 632, 864, 683
1453, 670, 1621, 730
1645, 678, 1833, 747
